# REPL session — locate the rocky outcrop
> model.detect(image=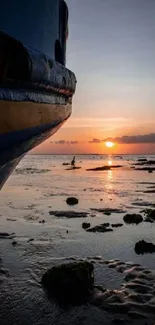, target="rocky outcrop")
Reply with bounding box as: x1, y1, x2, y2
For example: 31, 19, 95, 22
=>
87, 224, 113, 233
134, 167, 155, 171
41, 261, 94, 303
123, 214, 143, 224
86, 165, 122, 171
49, 211, 88, 218
111, 223, 123, 228
144, 217, 154, 223
91, 208, 126, 214
135, 240, 155, 254
147, 209, 155, 221
102, 223, 110, 227
0, 232, 15, 239
66, 197, 79, 205
40, 257, 155, 320
82, 222, 91, 229
137, 158, 147, 162
141, 208, 155, 223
